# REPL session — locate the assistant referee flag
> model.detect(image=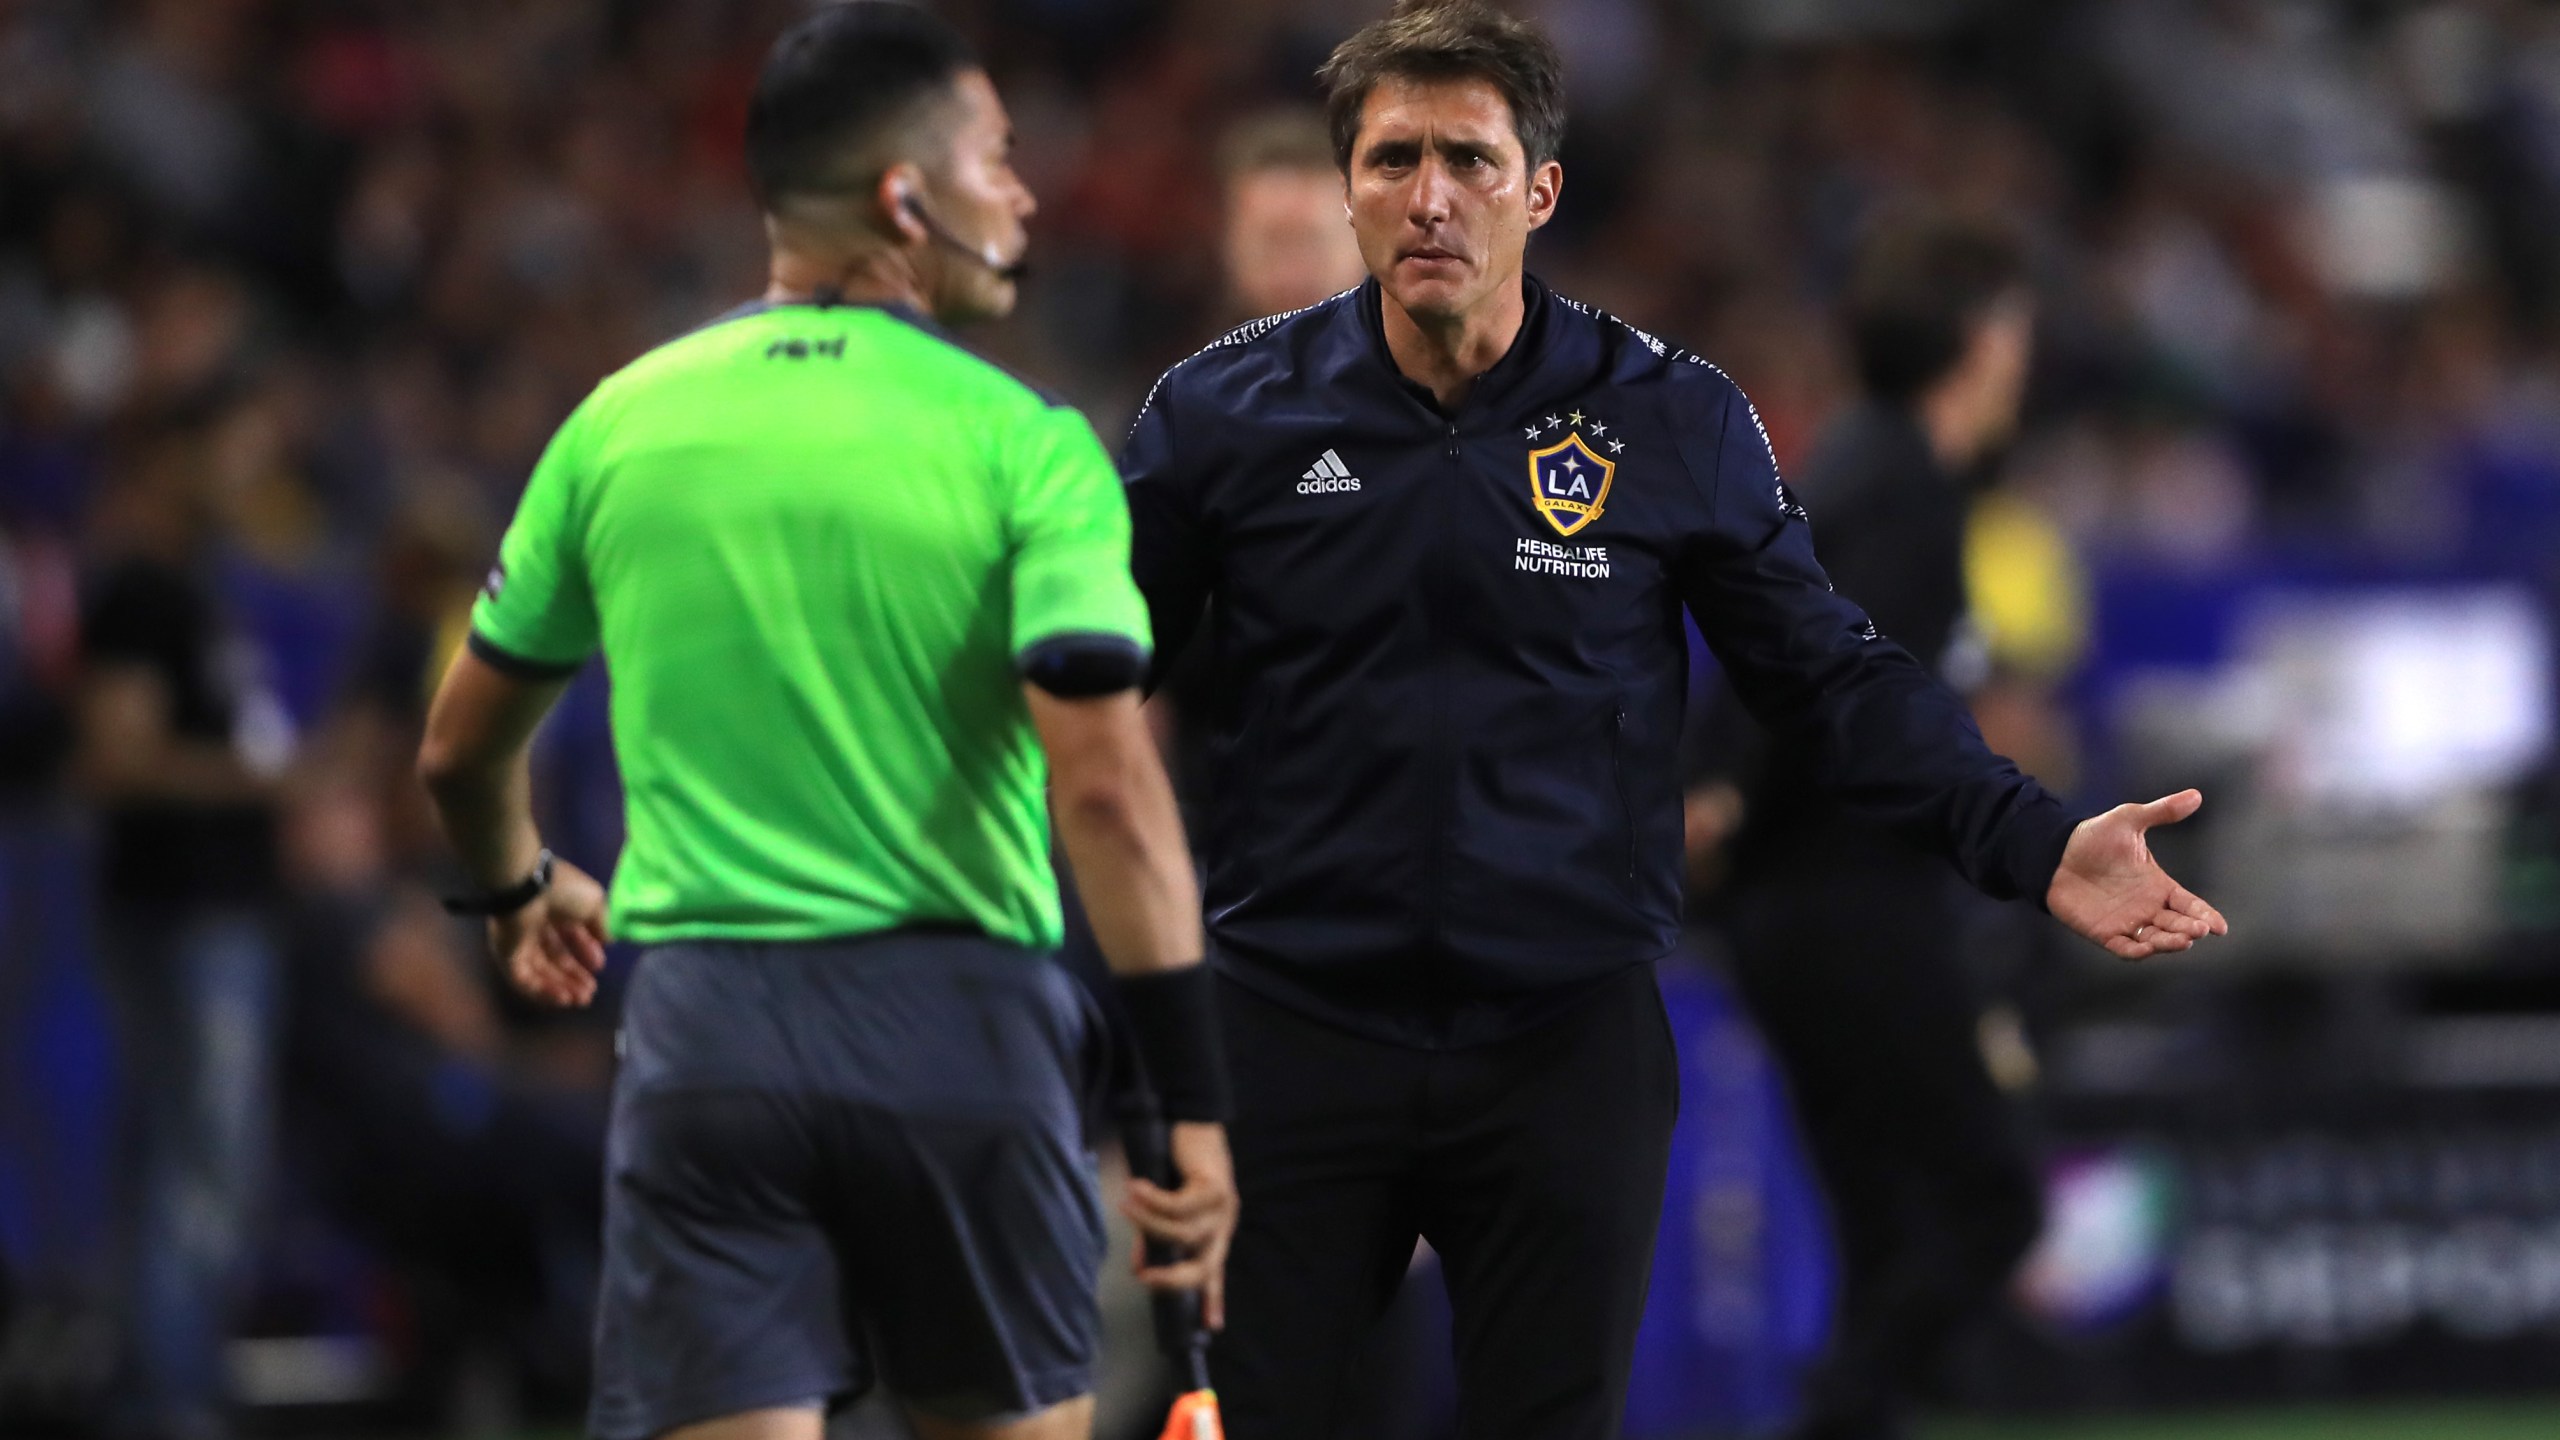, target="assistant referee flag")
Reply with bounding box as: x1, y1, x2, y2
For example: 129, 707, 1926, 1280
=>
469, 300, 1151, 948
